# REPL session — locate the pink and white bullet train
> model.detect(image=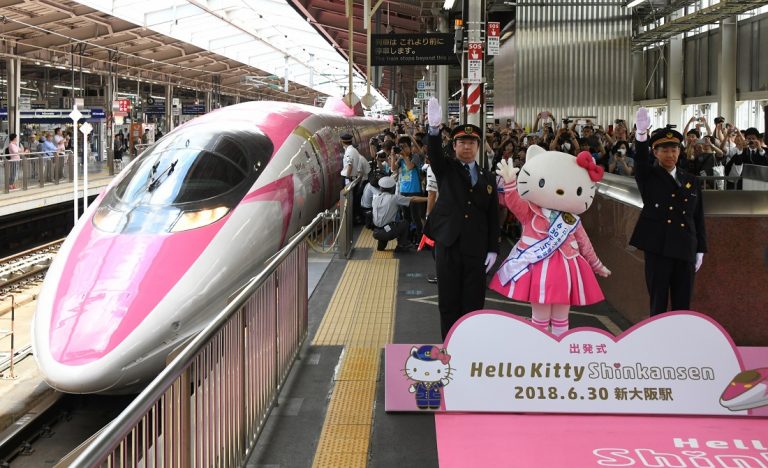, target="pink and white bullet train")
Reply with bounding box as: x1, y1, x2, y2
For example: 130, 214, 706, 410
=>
32, 101, 387, 393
